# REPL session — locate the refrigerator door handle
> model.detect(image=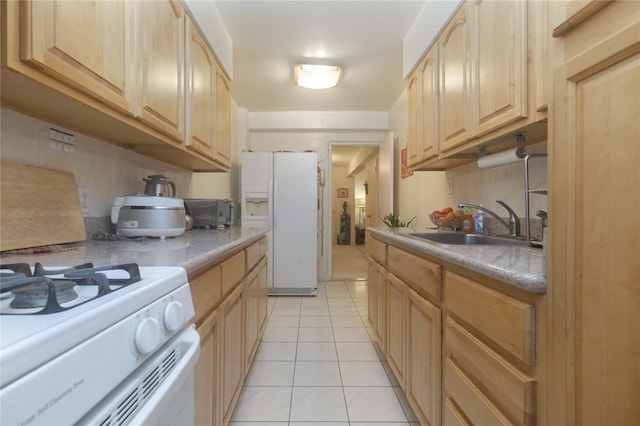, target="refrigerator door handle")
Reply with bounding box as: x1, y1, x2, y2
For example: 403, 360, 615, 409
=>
273, 179, 277, 229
